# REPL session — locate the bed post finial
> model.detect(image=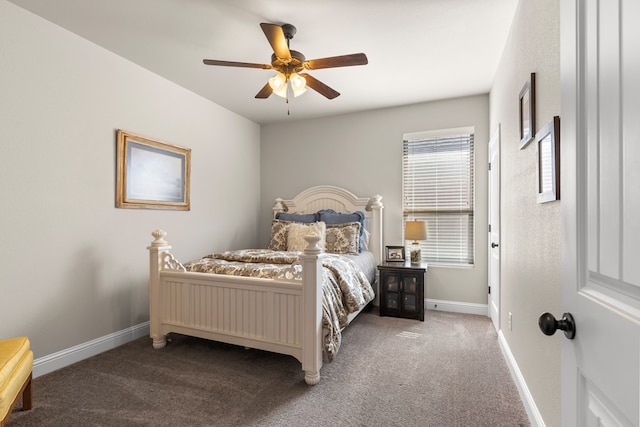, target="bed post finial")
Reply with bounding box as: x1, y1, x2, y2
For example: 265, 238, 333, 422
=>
273, 197, 286, 218
150, 229, 168, 246
370, 194, 383, 208
303, 234, 323, 254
